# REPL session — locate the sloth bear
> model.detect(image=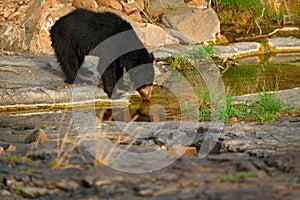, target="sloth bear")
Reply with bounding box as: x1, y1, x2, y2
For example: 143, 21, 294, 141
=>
50, 9, 154, 100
